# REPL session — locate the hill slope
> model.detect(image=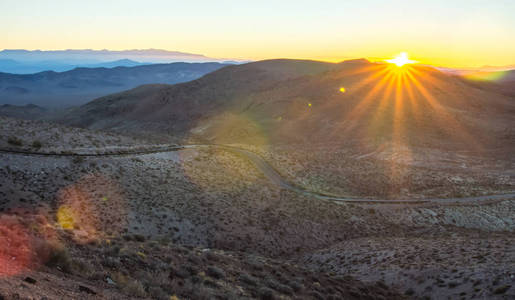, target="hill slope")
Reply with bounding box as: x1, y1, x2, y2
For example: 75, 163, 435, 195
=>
60, 59, 515, 152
